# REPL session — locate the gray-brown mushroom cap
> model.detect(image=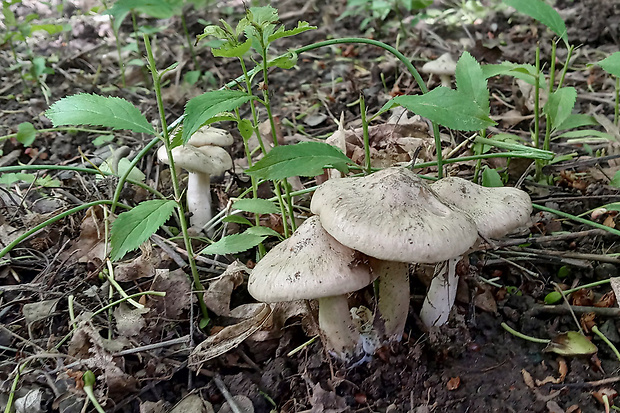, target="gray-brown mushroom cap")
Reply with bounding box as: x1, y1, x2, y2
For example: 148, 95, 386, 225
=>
310, 167, 479, 263
157, 145, 232, 176
248, 216, 374, 303
431, 177, 532, 239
